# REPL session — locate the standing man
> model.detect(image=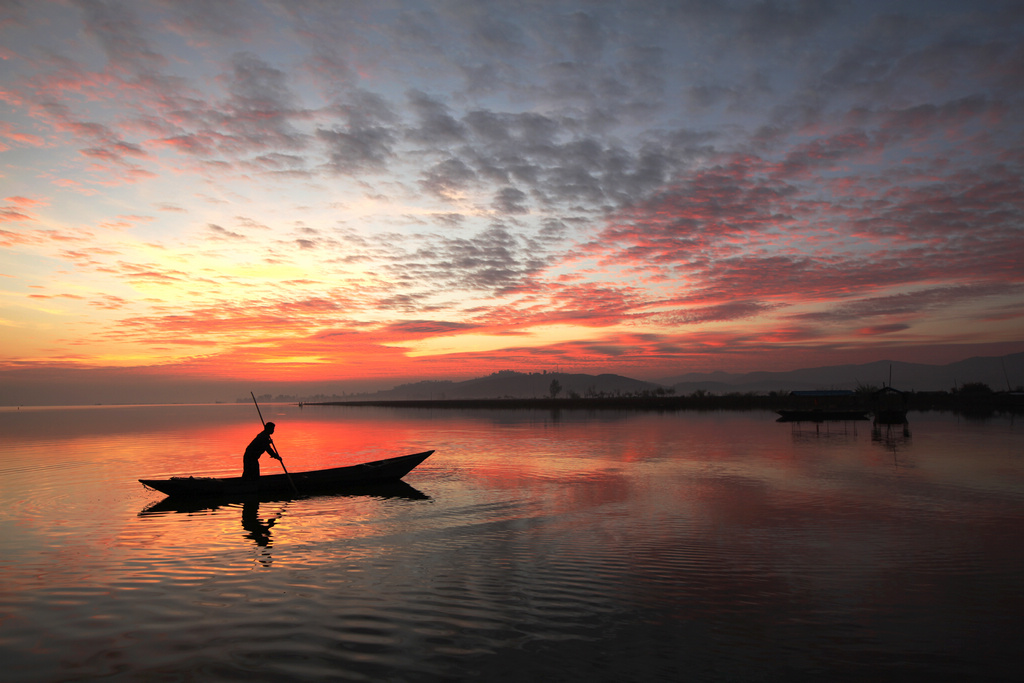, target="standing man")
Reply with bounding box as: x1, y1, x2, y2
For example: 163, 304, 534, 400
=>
243, 421, 281, 480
